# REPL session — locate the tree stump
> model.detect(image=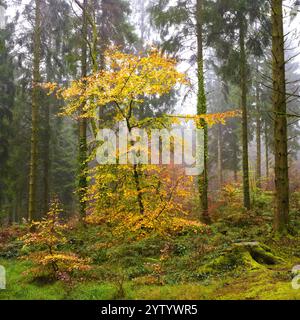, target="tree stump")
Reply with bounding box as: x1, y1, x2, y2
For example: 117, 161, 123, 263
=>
232, 242, 283, 265
197, 242, 284, 279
